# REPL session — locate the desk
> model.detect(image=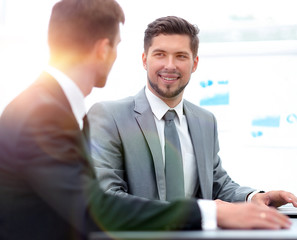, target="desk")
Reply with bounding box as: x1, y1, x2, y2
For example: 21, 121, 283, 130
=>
89, 219, 297, 240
